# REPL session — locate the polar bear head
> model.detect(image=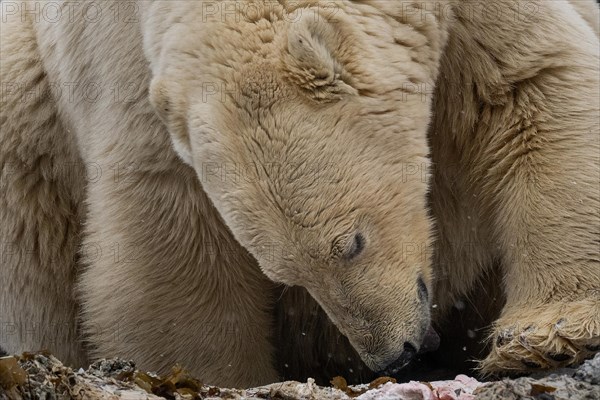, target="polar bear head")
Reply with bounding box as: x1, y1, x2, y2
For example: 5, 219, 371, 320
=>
149, 3, 447, 374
